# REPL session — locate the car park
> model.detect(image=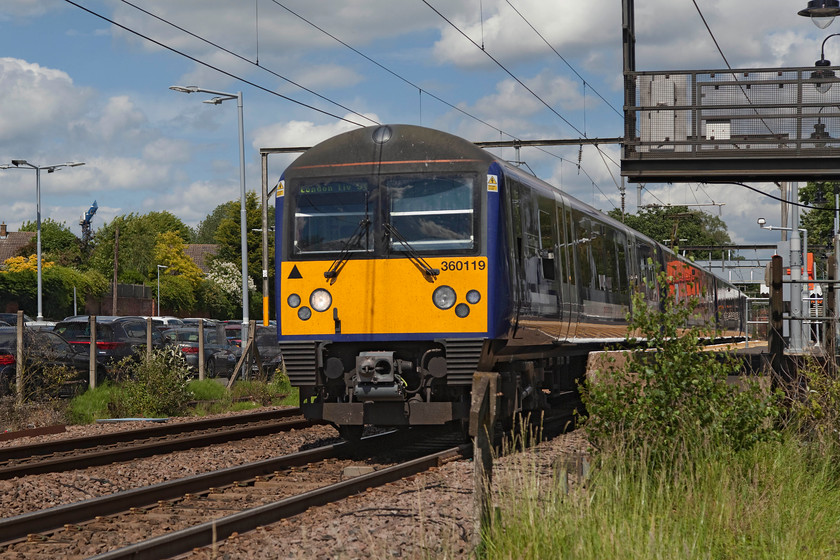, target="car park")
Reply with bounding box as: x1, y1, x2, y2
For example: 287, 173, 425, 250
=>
52, 316, 165, 375
162, 326, 238, 377
0, 326, 88, 396
0, 313, 35, 327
